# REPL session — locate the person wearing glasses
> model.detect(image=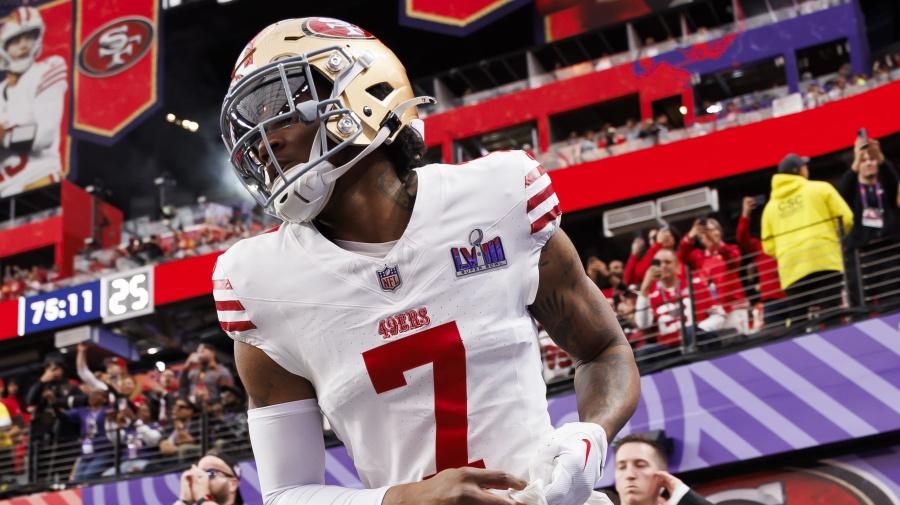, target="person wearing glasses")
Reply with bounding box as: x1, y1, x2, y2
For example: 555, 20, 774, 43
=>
159, 399, 201, 463
176, 451, 243, 505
